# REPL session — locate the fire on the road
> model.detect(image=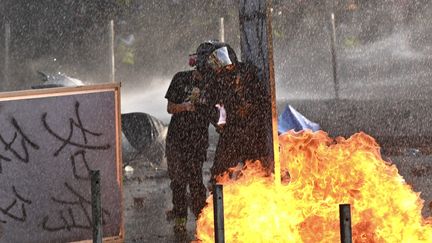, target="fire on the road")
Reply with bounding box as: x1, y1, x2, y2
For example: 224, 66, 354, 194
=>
196, 130, 432, 242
